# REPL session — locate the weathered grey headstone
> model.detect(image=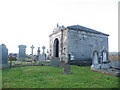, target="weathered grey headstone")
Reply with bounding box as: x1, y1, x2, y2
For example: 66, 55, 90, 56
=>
18, 45, 27, 61
50, 57, 60, 67
64, 64, 71, 74
91, 51, 100, 70
40, 46, 46, 61
0, 44, 9, 69
101, 50, 110, 69
37, 47, 40, 56
39, 54, 46, 61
